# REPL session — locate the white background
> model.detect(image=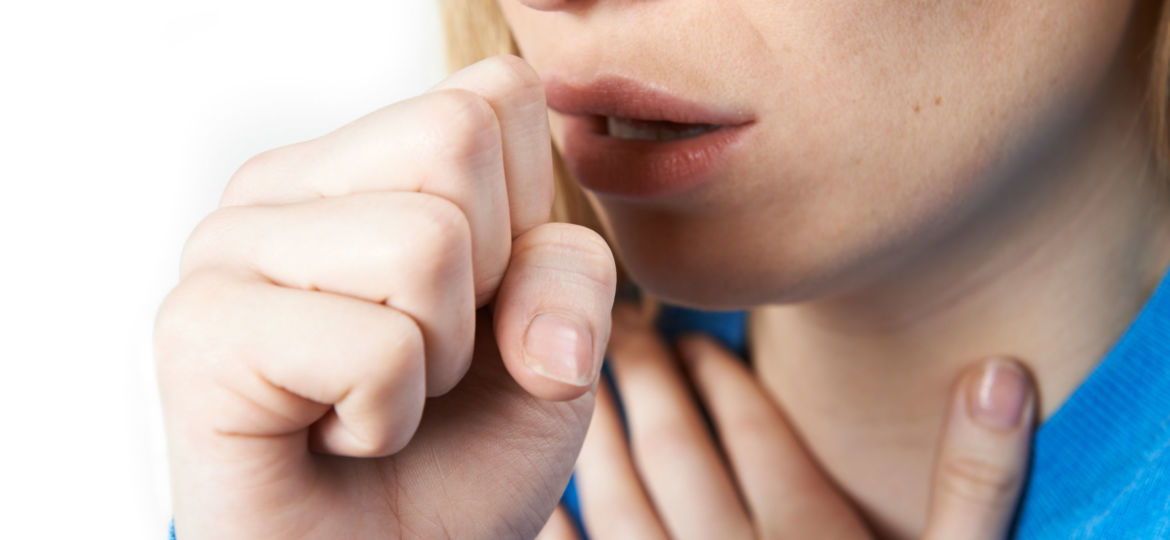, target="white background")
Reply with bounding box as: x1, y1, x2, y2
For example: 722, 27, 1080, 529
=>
0, 2, 445, 537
